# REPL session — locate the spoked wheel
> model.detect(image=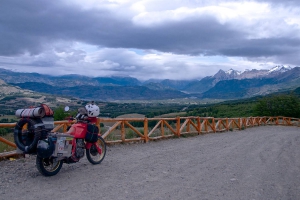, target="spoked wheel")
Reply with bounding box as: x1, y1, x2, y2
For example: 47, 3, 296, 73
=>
86, 136, 106, 165
36, 156, 63, 176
